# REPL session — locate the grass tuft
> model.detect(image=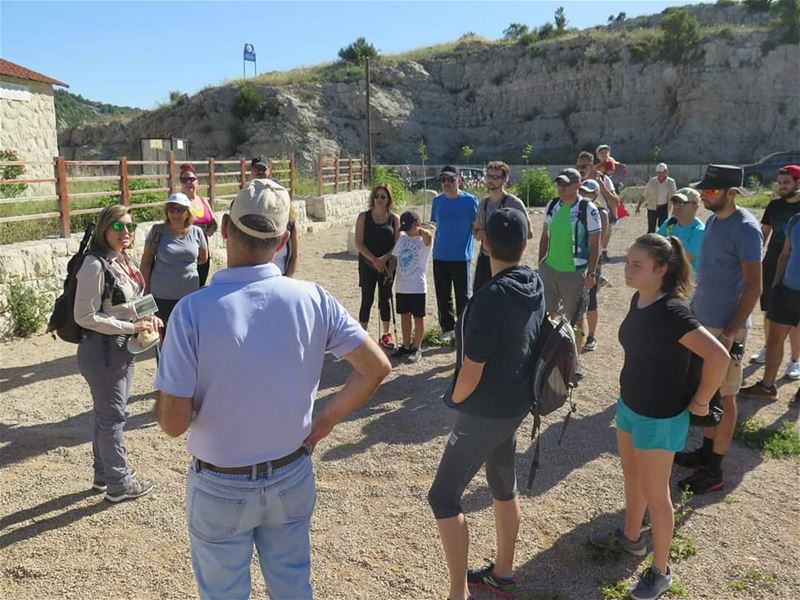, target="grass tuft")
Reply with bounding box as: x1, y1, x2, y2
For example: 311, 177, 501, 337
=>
734, 418, 800, 458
